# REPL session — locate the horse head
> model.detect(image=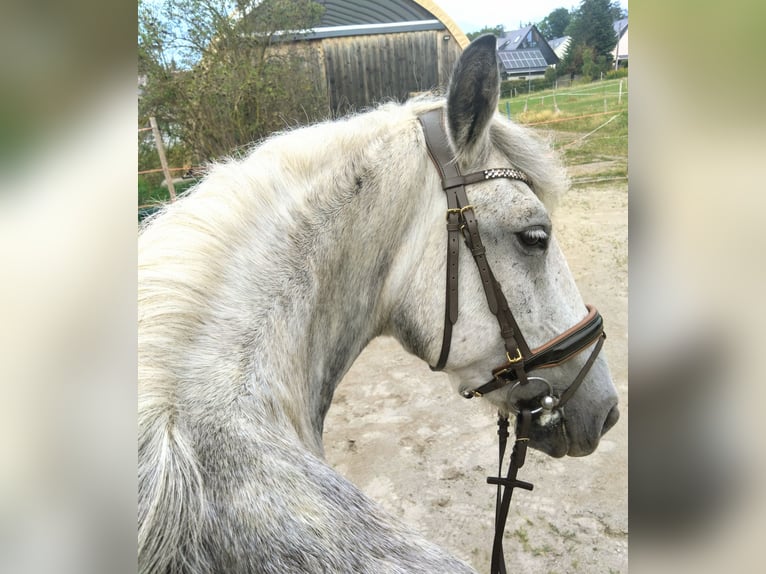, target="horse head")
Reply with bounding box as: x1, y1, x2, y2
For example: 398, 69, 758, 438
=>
389, 36, 619, 458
